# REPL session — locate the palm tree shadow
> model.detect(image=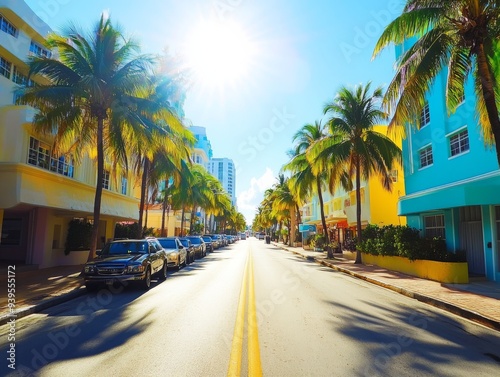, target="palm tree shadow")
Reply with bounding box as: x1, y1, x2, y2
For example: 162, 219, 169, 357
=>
324, 299, 500, 376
